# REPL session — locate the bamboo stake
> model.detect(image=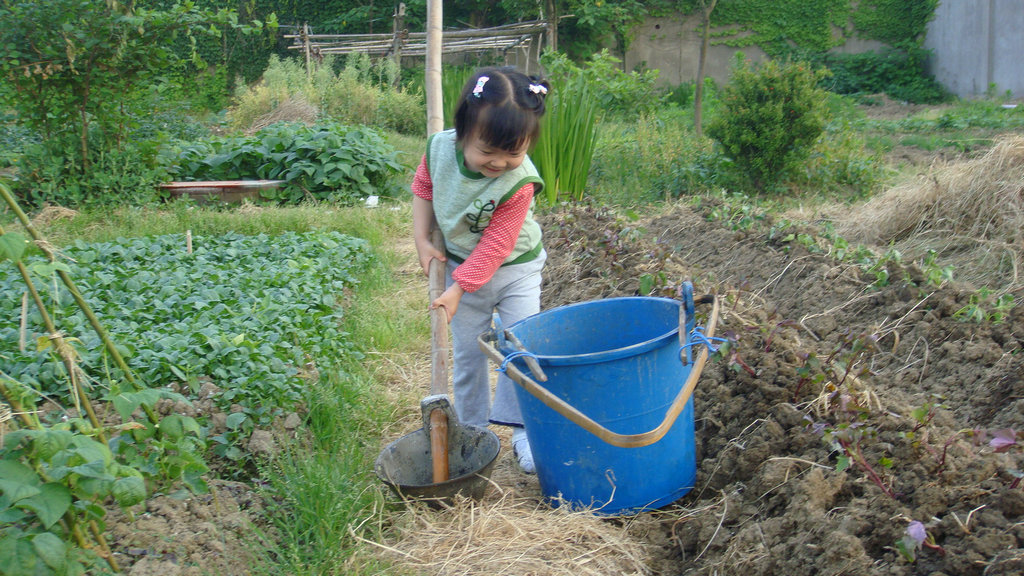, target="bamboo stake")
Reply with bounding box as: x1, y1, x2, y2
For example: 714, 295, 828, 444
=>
2, 223, 107, 441
0, 182, 158, 425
